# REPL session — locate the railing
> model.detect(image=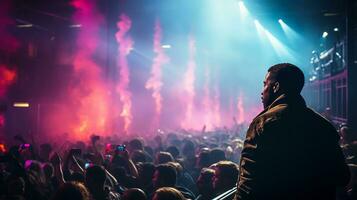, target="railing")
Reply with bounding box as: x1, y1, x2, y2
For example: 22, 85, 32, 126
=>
212, 186, 237, 200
